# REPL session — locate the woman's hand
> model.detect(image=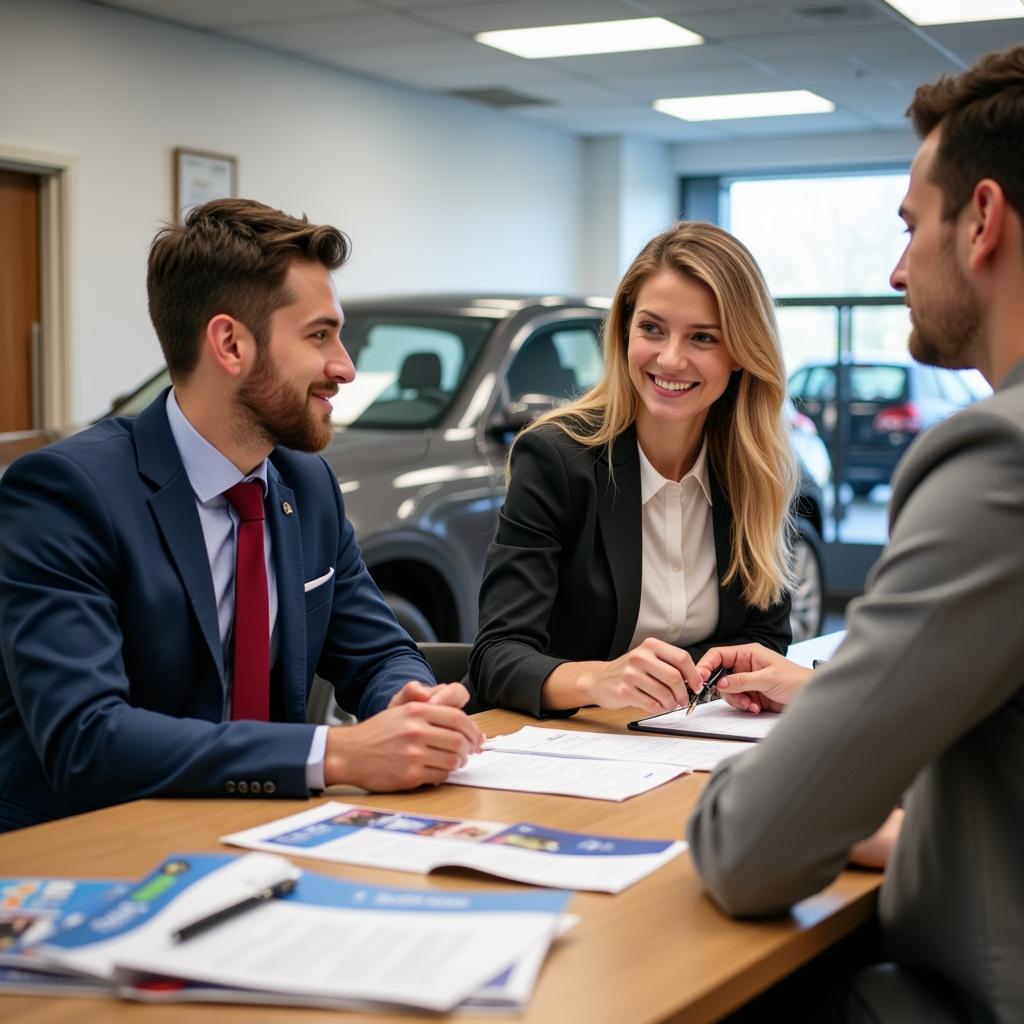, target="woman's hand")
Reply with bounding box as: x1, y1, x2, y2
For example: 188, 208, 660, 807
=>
544, 638, 704, 713
695, 643, 812, 714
